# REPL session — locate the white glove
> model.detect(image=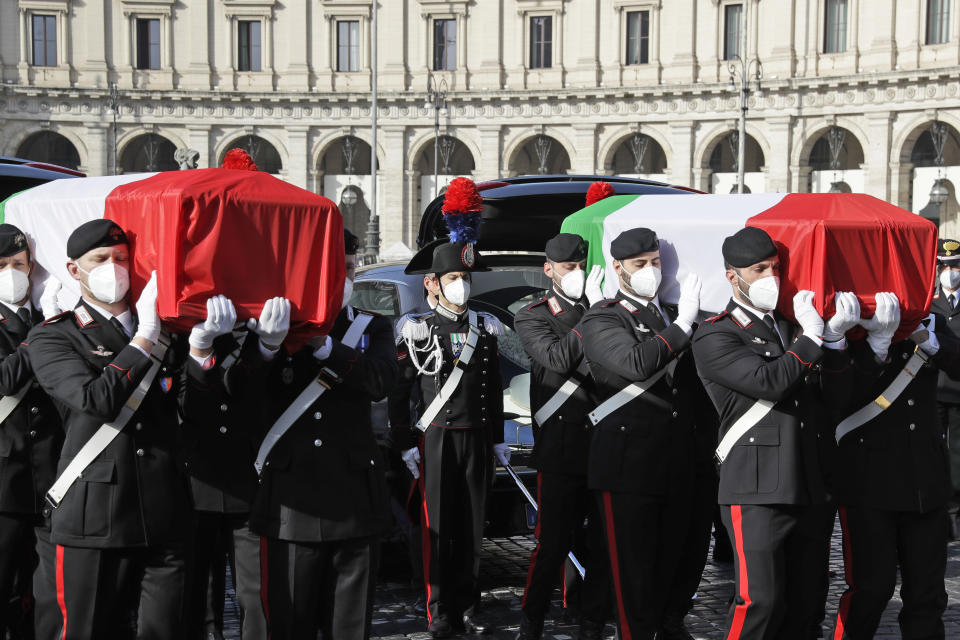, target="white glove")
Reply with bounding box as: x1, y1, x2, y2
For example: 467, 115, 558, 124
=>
493, 442, 511, 466
585, 265, 605, 306
823, 291, 860, 343
676, 273, 702, 328
478, 312, 504, 336
792, 290, 824, 345
189, 295, 237, 350
401, 447, 421, 479
134, 271, 161, 344
39, 274, 62, 319
247, 297, 291, 349
915, 314, 940, 356
861, 292, 900, 360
